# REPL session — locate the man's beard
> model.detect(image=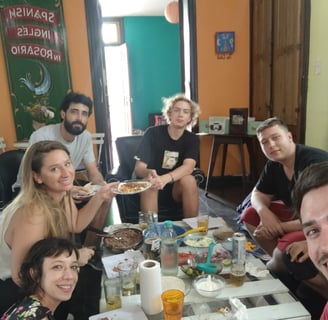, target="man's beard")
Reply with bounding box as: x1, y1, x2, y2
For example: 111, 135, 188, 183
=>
63, 119, 86, 136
